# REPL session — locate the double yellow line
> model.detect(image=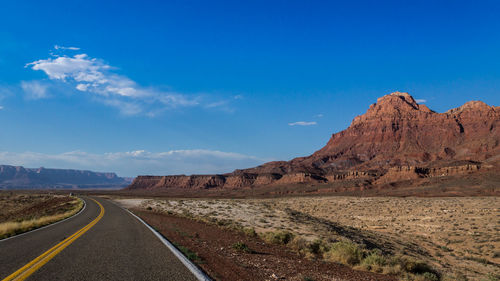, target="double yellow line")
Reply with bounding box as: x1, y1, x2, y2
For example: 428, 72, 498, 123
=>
2, 198, 105, 281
